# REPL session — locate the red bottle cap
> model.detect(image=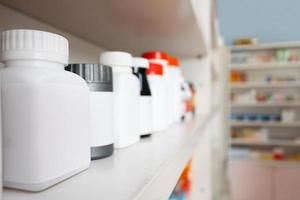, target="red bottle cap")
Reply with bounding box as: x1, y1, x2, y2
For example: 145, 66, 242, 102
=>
142, 51, 168, 60
168, 56, 179, 67
147, 62, 163, 76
